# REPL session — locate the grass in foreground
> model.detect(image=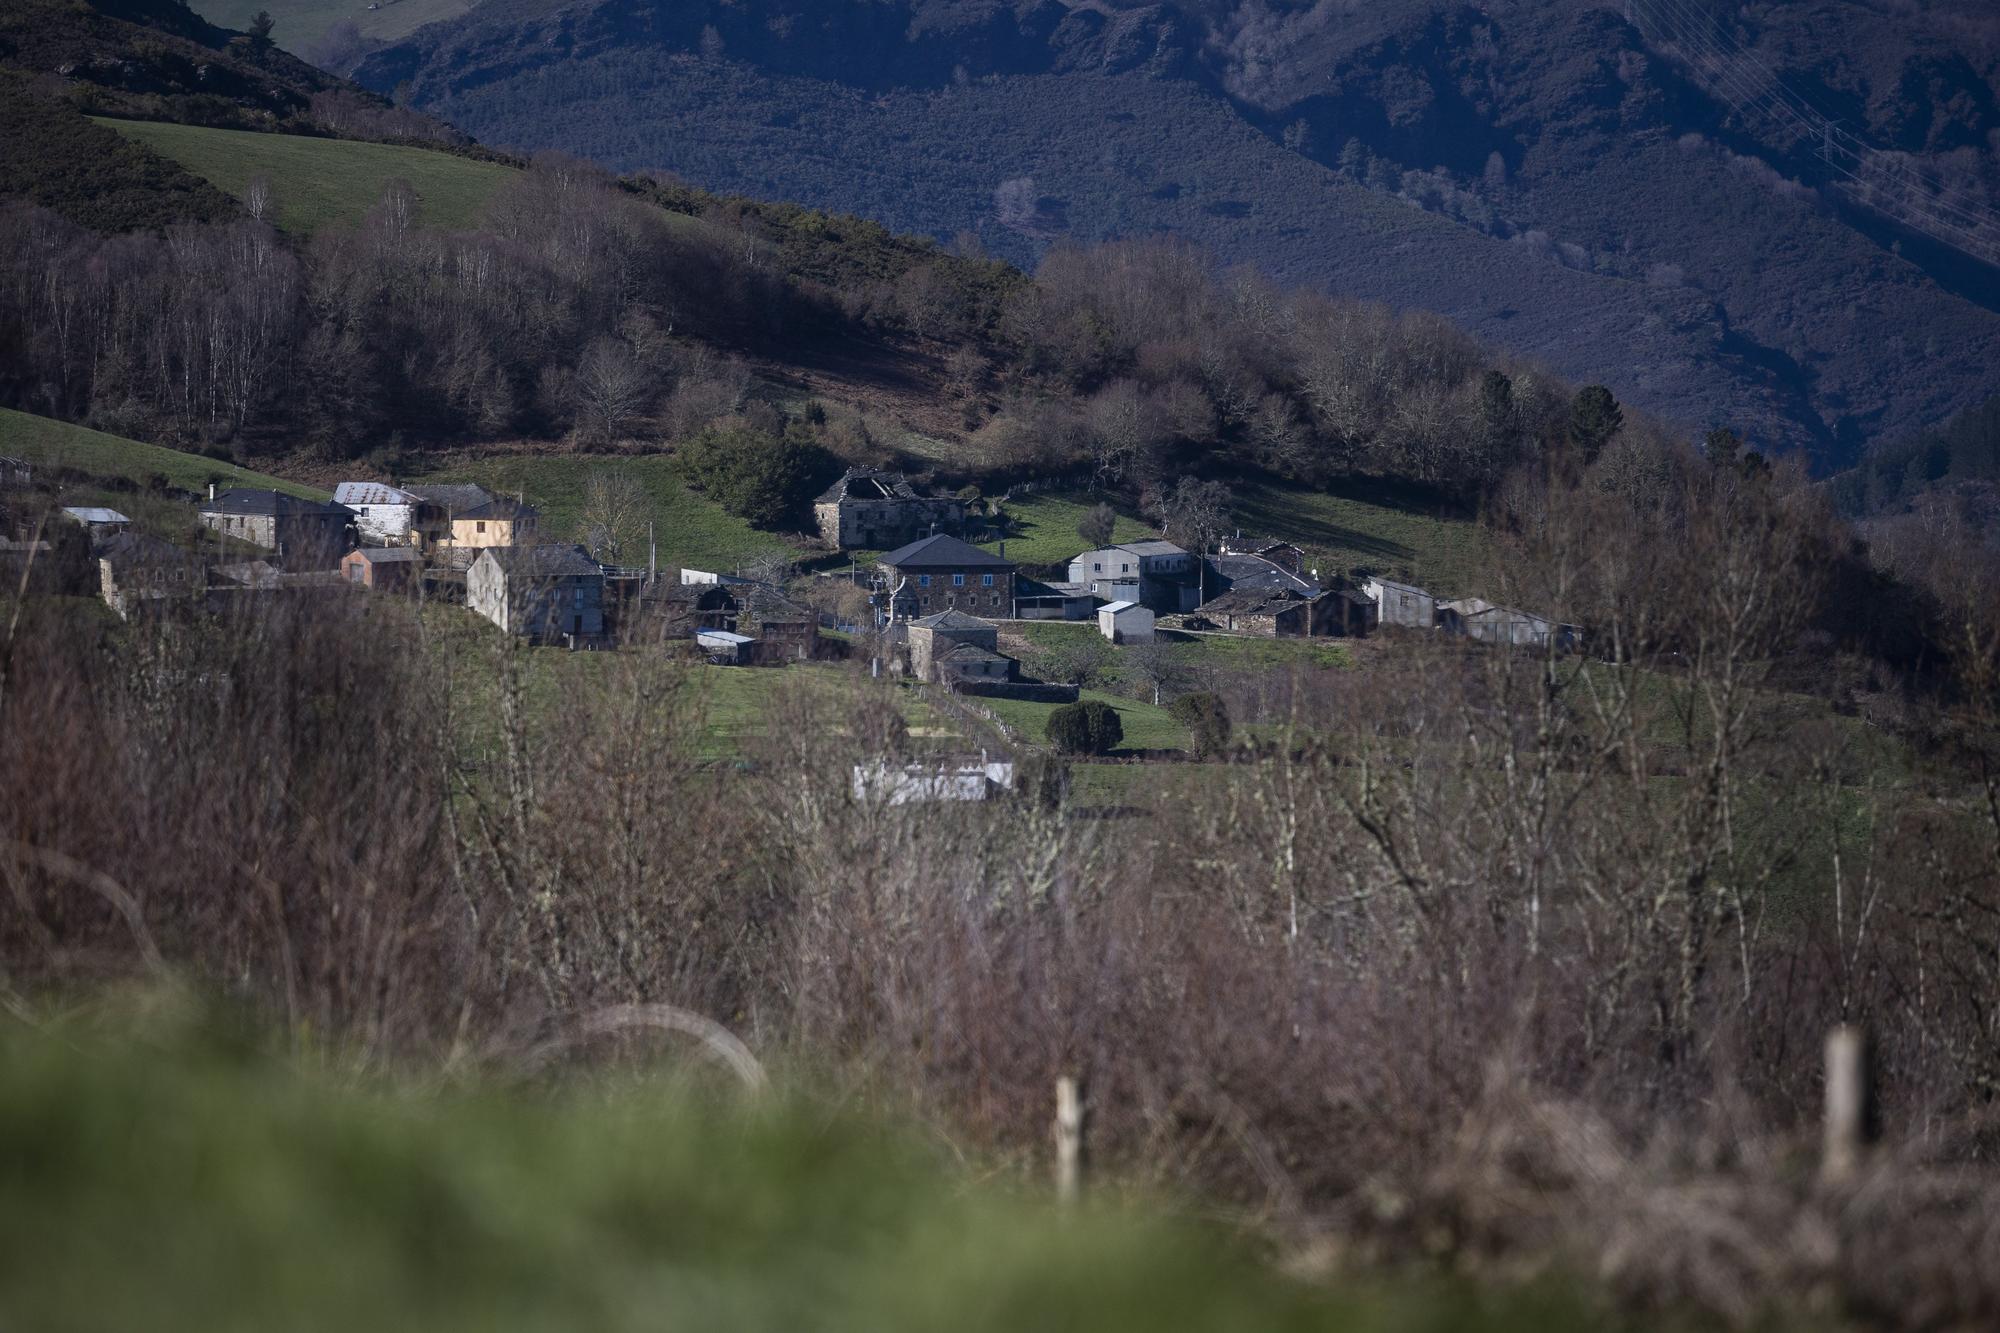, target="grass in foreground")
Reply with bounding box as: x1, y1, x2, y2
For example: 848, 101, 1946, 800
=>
0, 999, 1597, 1332
977, 687, 1189, 755
0, 408, 327, 500
96, 119, 517, 235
